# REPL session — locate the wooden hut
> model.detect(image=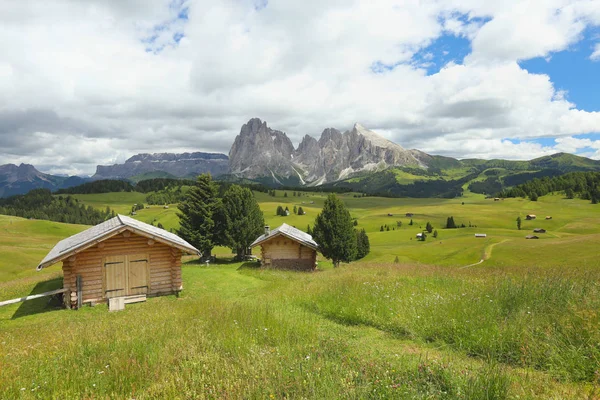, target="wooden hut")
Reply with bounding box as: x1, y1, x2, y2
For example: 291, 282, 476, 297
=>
37, 215, 199, 309
533, 228, 546, 233
250, 224, 318, 270
526, 214, 536, 220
